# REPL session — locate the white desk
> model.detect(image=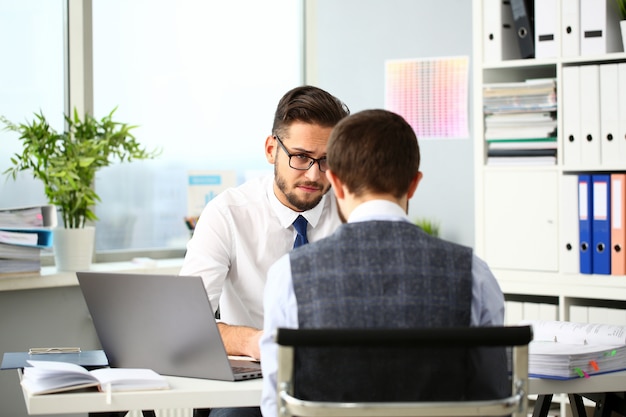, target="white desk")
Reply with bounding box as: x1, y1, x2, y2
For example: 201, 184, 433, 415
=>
19, 371, 626, 415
